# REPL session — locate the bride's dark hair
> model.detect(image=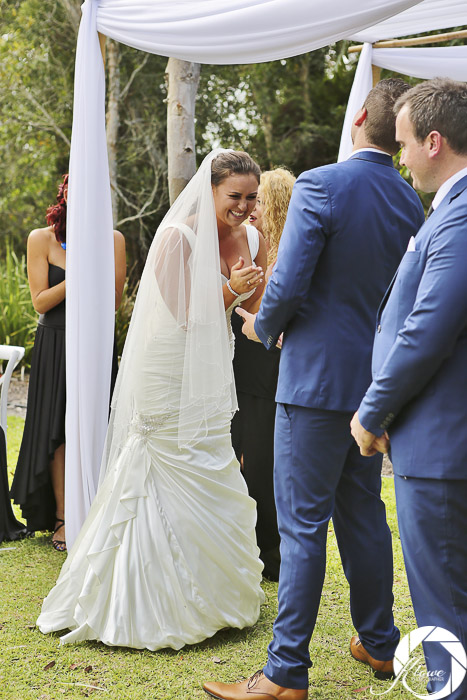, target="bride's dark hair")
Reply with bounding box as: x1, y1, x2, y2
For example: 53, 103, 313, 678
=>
46, 174, 68, 244
211, 151, 261, 186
